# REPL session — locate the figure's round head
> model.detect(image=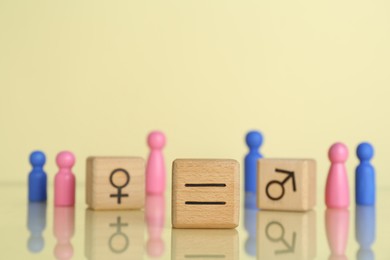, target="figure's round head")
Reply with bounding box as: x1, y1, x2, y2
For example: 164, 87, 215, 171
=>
56, 151, 75, 169
27, 237, 44, 253
54, 243, 73, 260
357, 142, 374, 161
246, 131, 263, 149
147, 131, 166, 149
30, 151, 46, 167
146, 238, 164, 257
328, 142, 348, 163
